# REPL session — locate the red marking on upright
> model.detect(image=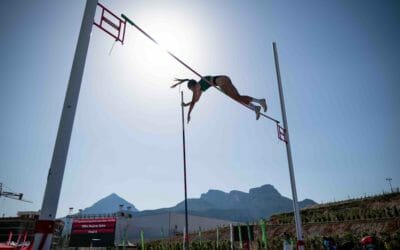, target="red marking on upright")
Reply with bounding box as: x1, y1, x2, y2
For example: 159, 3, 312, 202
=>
277, 124, 287, 143
93, 3, 126, 44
